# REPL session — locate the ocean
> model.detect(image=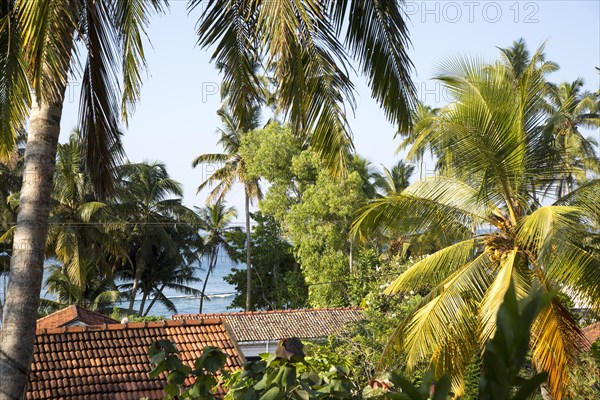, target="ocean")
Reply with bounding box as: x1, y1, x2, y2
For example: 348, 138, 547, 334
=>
132, 254, 242, 317
0, 254, 242, 319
